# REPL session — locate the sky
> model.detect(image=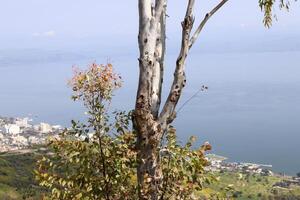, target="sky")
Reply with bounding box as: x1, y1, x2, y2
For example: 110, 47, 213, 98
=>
0, 0, 299, 52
